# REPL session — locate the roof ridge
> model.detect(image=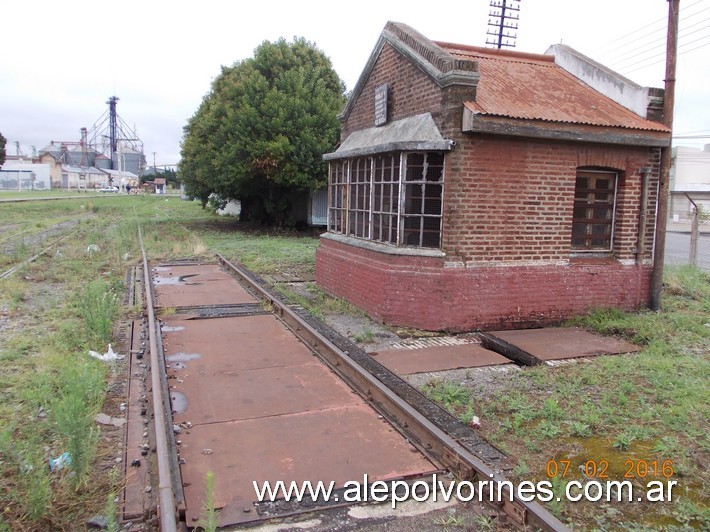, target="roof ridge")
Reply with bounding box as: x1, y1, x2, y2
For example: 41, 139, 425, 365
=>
436, 41, 555, 64
385, 22, 478, 74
